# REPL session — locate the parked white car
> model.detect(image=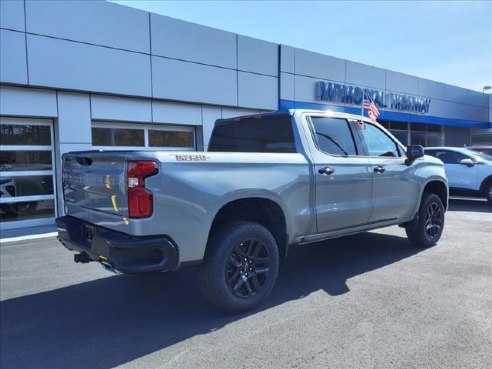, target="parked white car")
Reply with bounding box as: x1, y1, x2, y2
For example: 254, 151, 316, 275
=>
424, 147, 492, 204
